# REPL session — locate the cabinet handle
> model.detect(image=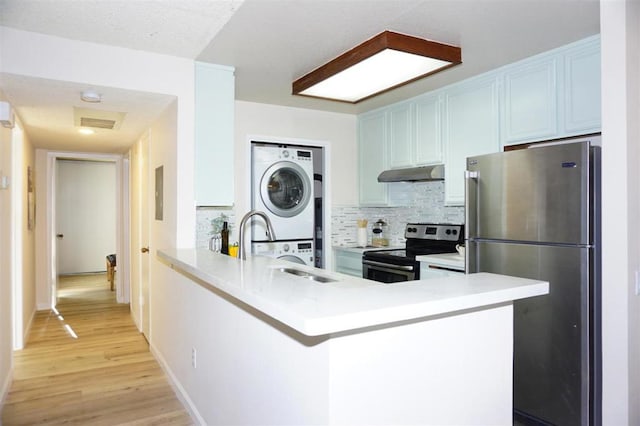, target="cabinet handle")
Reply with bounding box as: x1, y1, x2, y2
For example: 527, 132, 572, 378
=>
141, 247, 150, 253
